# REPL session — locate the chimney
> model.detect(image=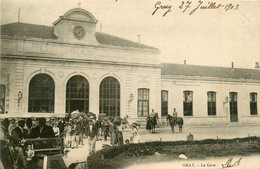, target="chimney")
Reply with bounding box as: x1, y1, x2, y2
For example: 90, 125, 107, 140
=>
184, 60, 186, 65
255, 62, 260, 68
231, 62, 234, 68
